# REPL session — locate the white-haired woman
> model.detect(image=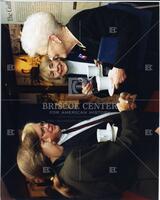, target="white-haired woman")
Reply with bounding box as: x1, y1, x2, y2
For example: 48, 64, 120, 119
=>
21, 6, 141, 88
